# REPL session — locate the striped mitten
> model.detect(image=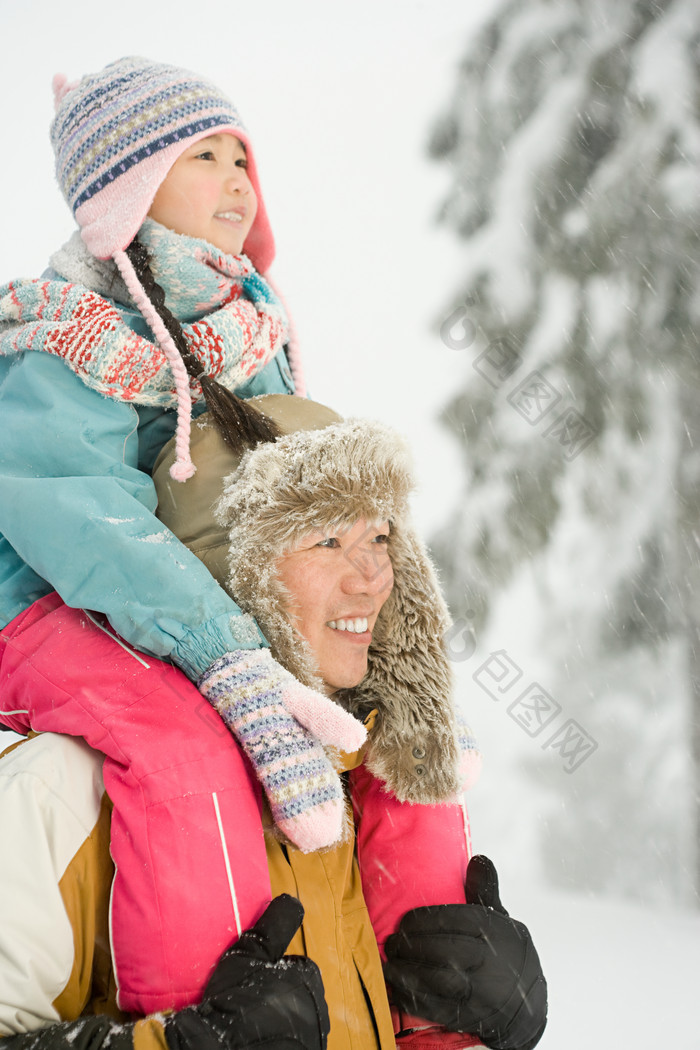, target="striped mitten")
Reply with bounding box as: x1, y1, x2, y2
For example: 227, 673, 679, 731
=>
457, 718, 482, 792
198, 649, 367, 852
